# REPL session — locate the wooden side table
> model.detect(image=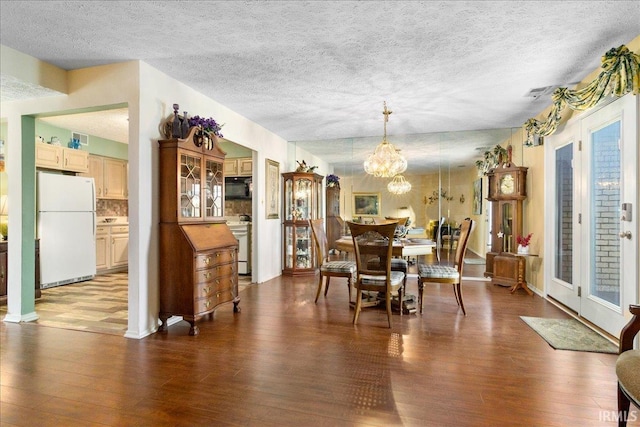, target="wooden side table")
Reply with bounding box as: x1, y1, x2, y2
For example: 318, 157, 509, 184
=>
492, 252, 538, 296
